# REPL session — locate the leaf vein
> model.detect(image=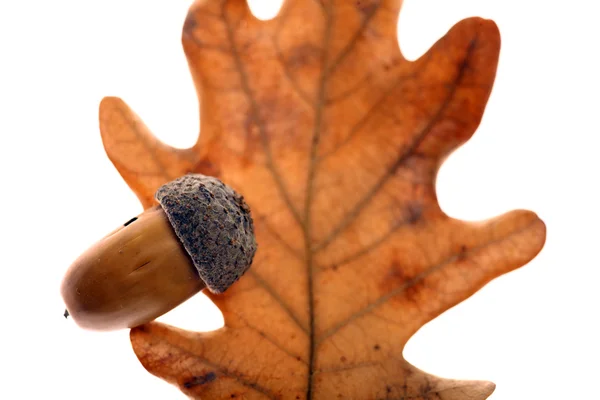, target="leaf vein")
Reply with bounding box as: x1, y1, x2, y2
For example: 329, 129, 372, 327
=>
152, 330, 277, 399
316, 215, 537, 344
305, 3, 334, 397
319, 205, 425, 271
273, 5, 314, 107
222, 1, 305, 230
313, 40, 477, 253
113, 107, 170, 181
325, 0, 381, 76
315, 361, 381, 375
236, 313, 308, 364
248, 270, 309, 334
